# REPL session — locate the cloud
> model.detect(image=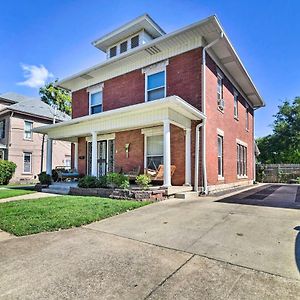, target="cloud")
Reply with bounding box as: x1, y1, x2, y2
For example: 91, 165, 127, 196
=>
17, 64, 53, 88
